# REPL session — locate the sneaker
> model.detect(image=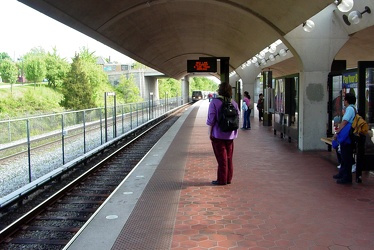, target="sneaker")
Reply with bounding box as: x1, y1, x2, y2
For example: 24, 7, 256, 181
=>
352, 164, 356, 173
337, 164, 341, 169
